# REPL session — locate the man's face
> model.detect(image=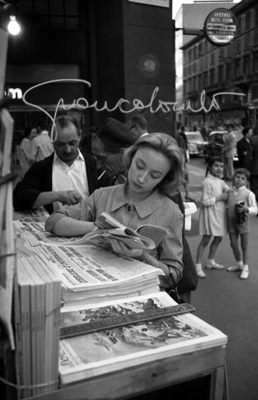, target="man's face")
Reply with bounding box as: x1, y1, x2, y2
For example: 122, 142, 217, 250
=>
91, 135, 124, 177
53, 122, 80, 165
